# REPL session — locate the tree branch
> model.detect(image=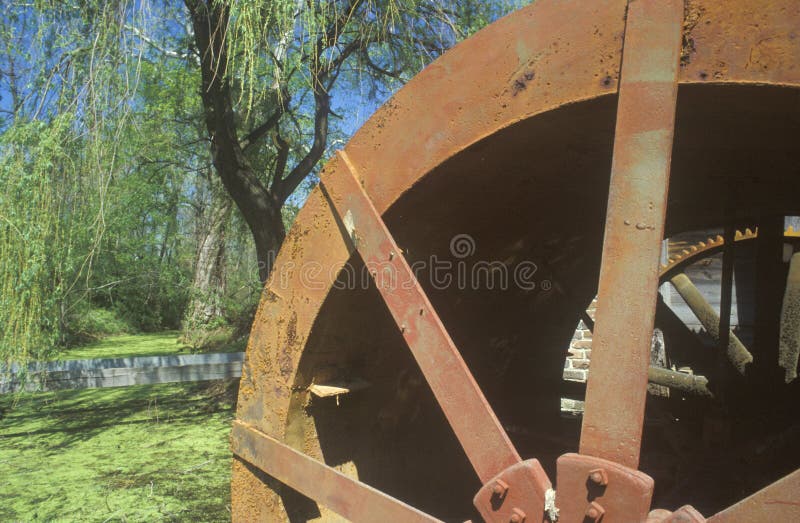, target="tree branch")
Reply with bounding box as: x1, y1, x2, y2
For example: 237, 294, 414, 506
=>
272, 85, 329, 203
270, 132, 290, 193
361, 47, 403, 80
124, 23, 197, 63
240, 91, 289, 152
185, 0, 273, 224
